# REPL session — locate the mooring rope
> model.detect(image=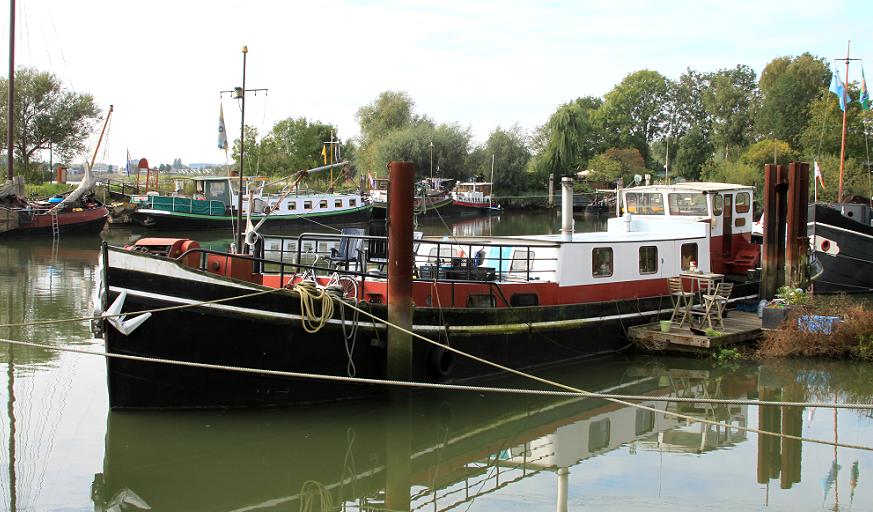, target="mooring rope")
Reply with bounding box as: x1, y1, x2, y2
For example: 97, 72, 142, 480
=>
0, 335, 870, 453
